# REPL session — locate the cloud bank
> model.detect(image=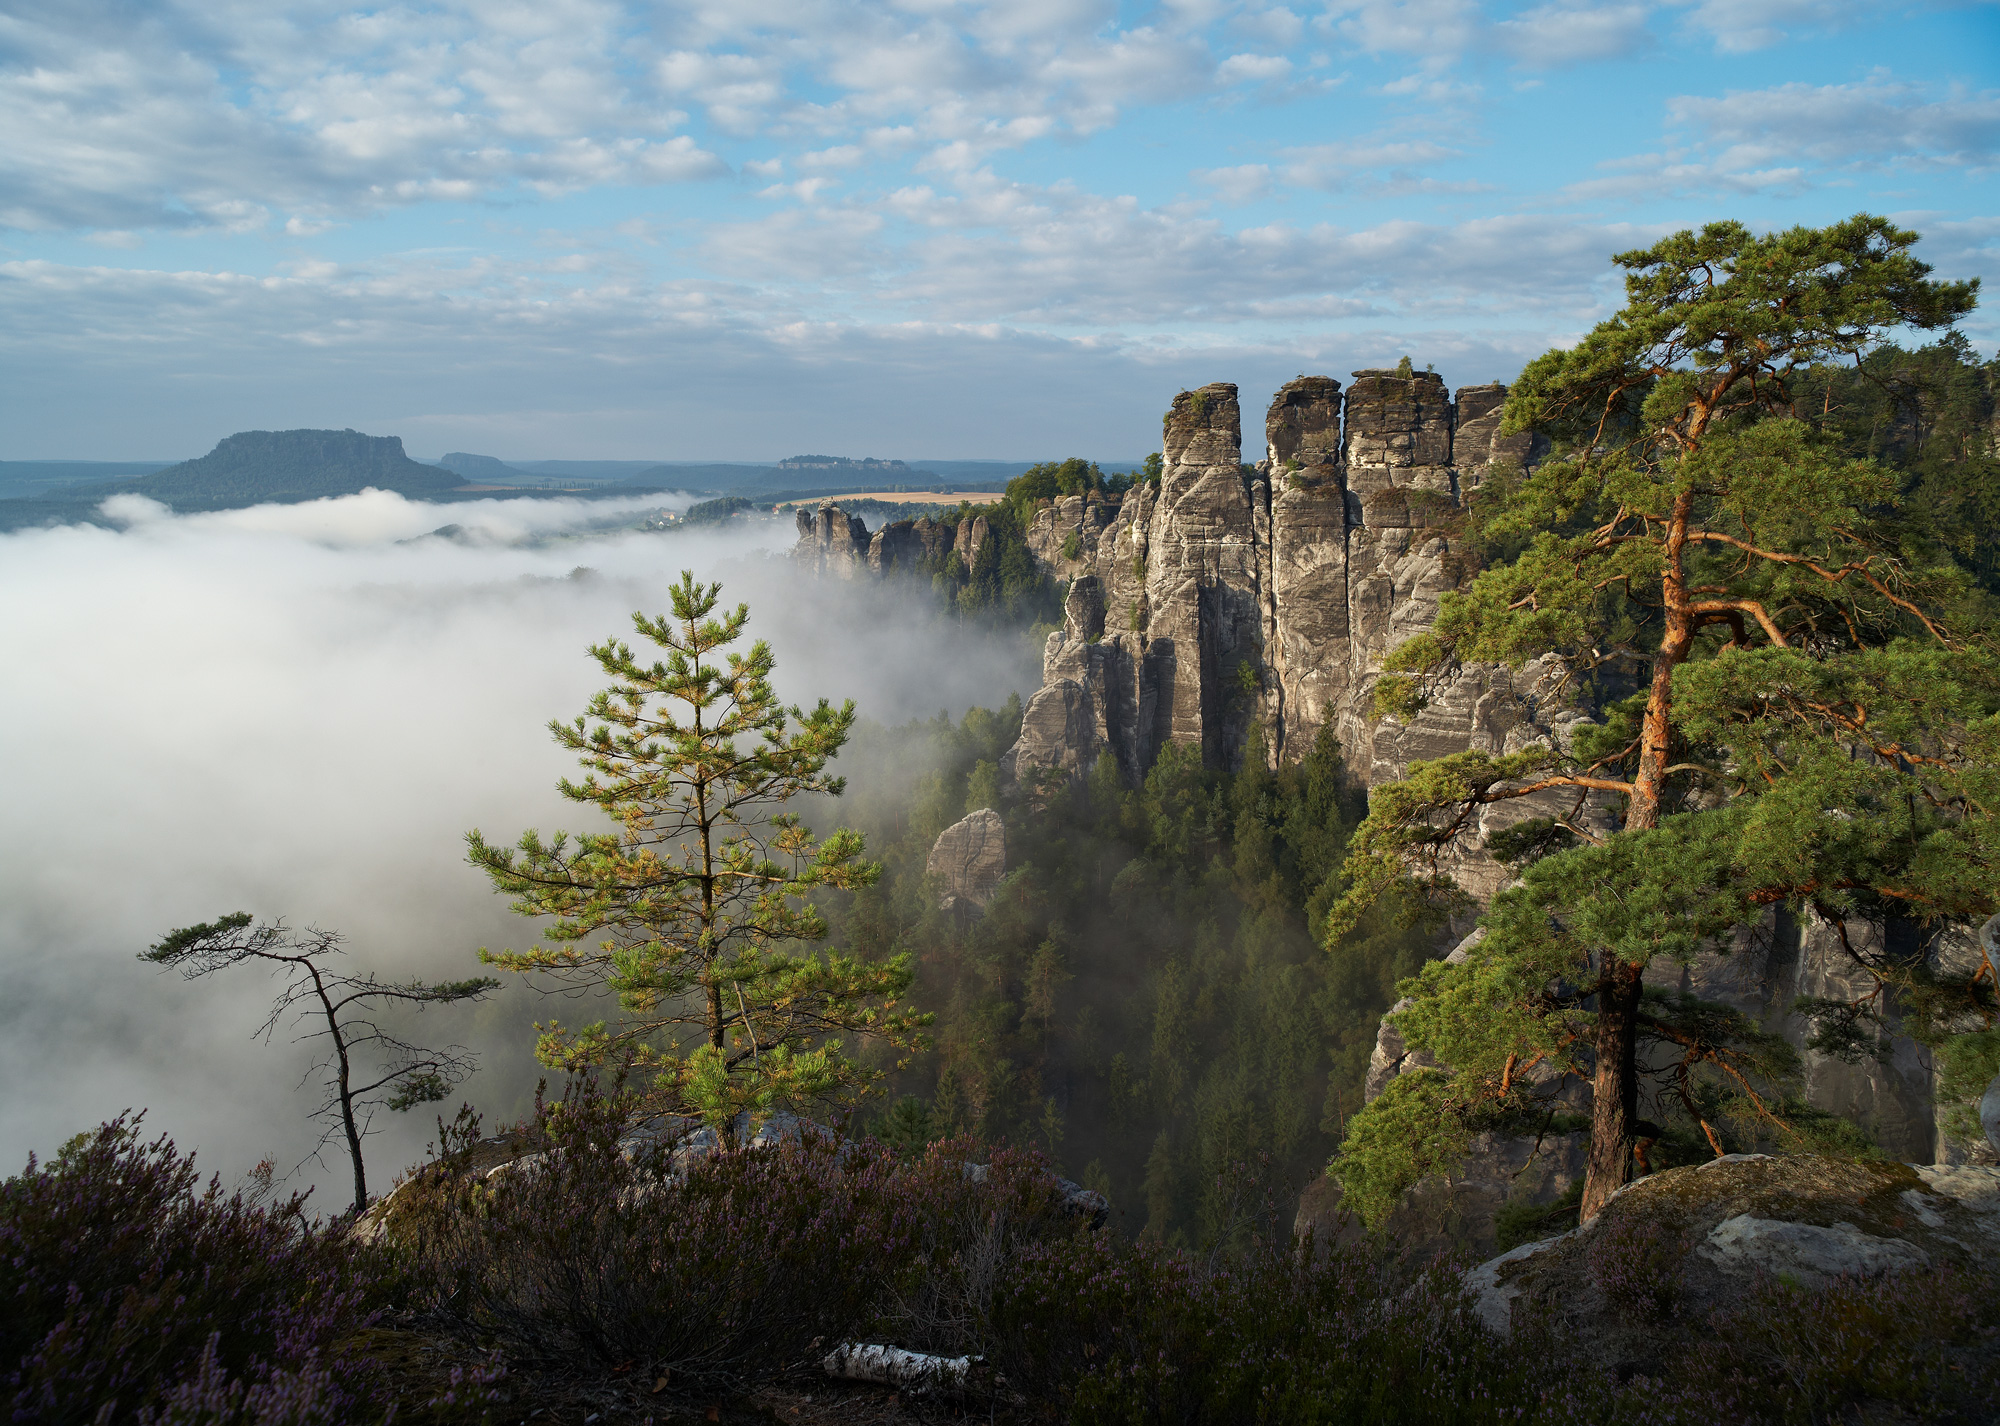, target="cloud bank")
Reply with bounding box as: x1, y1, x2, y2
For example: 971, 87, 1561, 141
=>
0, 490, 1033, 1201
